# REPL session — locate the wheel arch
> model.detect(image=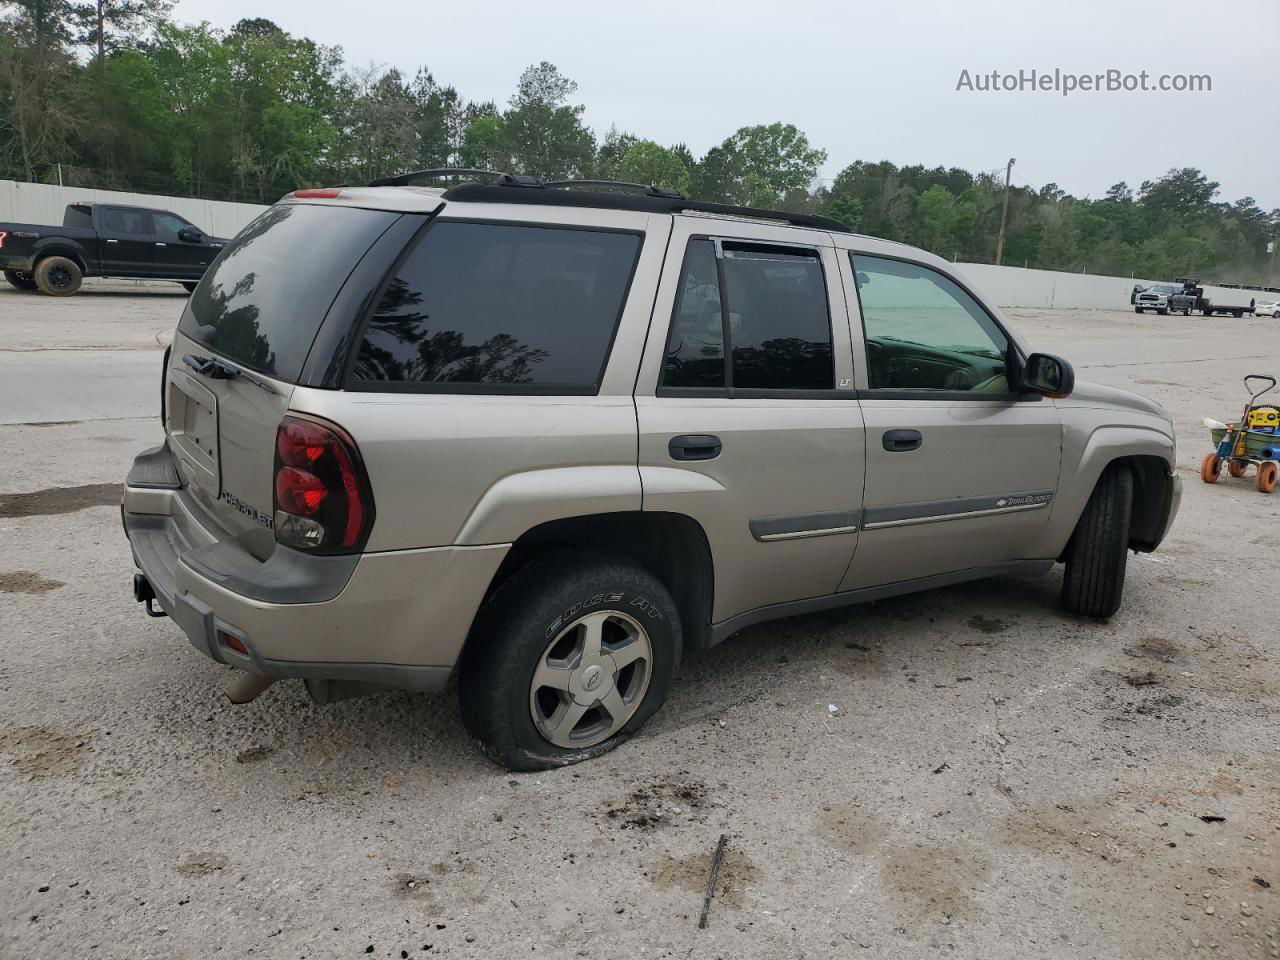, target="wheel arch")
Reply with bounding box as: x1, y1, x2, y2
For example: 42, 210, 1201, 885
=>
33, 240, 90, 275
469, 510, 716, 653
1035, 424, 1176, 559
